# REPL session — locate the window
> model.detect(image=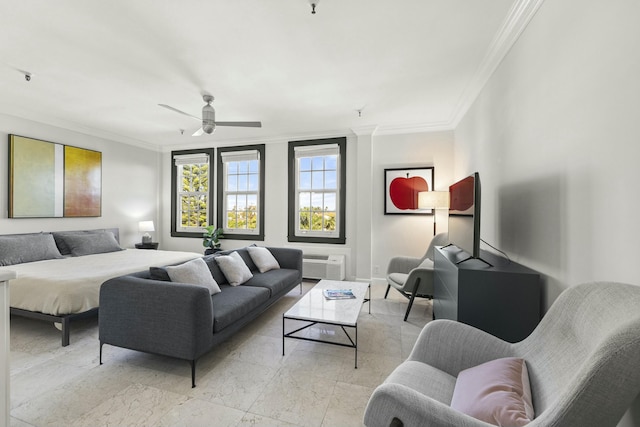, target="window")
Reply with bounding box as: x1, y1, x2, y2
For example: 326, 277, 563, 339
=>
217, 145, 265, 240
288, 137, 346, 244
171, 148, 214, 237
